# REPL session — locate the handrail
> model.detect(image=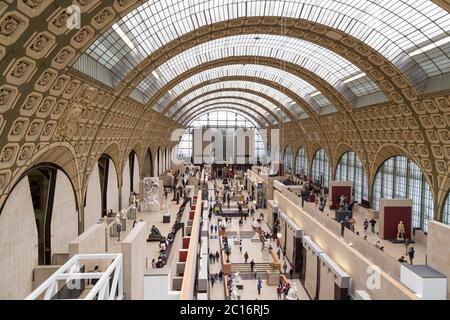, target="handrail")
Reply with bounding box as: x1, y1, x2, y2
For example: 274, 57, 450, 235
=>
179, 190, 203, 300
